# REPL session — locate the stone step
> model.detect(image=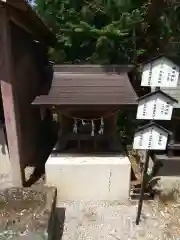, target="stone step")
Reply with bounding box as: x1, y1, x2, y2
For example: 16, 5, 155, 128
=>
154, 154, 180, 176
154, 154, 180, 161
168, 143, 180, 150
0, 187, 57, 240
